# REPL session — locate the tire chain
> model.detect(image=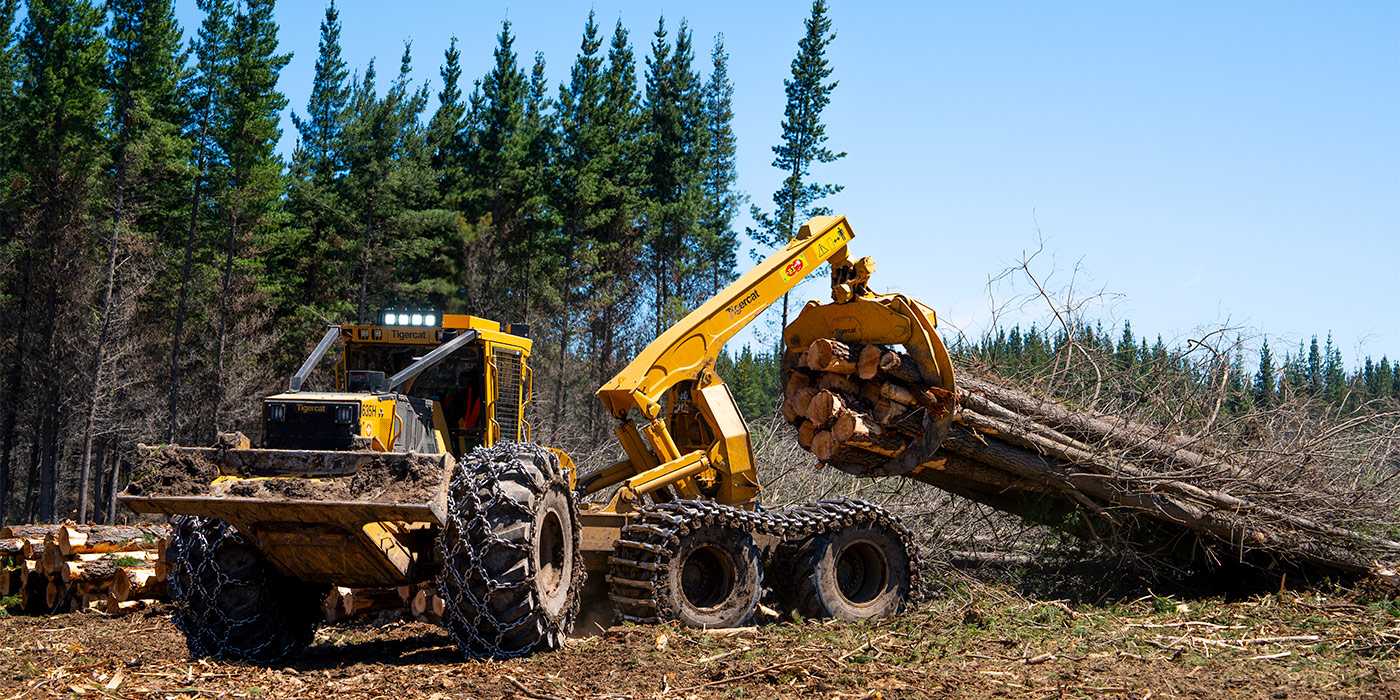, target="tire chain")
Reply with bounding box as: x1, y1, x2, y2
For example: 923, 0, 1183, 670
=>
607, 498, 923, 623
167, 515, 321, 663
436, 443, 584, 659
